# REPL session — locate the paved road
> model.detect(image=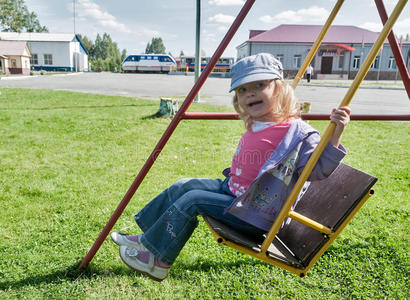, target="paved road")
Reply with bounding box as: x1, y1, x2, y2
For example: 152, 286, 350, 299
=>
1, 72, 409, 114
